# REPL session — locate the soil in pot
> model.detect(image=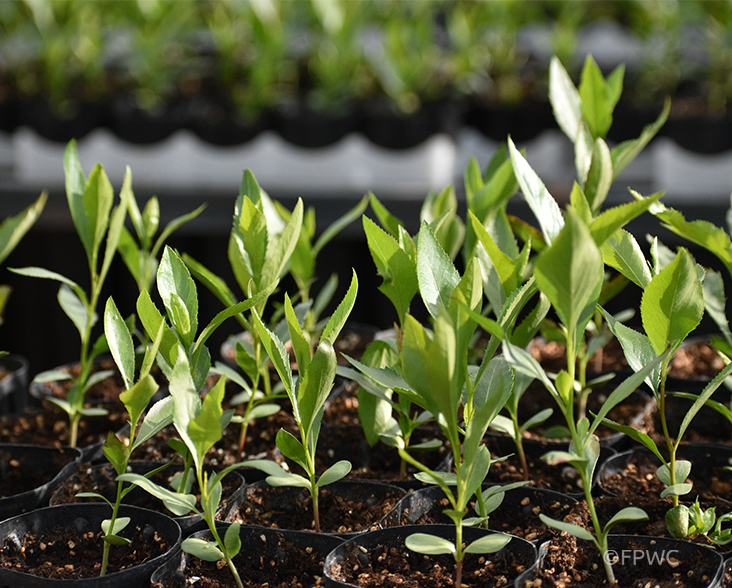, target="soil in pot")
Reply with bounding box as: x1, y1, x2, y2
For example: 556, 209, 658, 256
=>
600, 444, 732, 505
314, 423, 449, 484
0, 444, 81, 521
0, 358, 134, 450
225, 479, 404, 535
518, 534, 724, 588
129, 410, 298, 468
48, 461, 245, 531
152, 524, 344, 588
0, 503, 181, 583
324, 524, 536, 588
482, 435, 615, 496
382, 484, 577, 544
